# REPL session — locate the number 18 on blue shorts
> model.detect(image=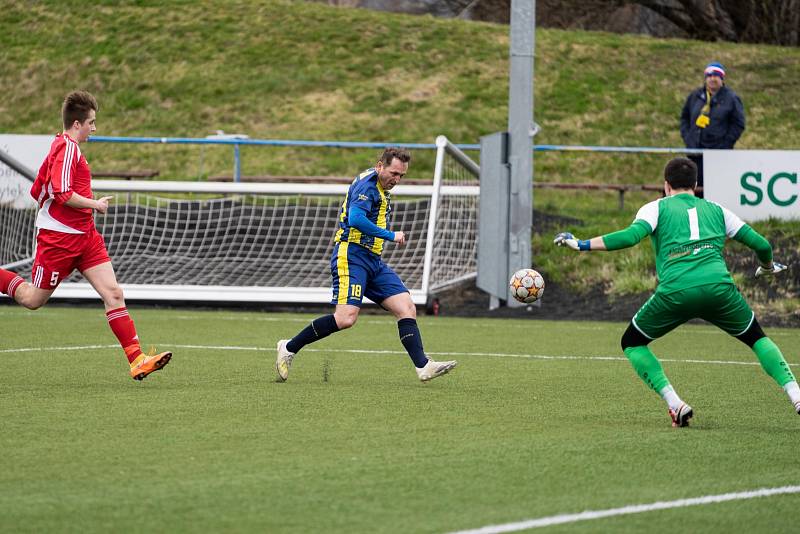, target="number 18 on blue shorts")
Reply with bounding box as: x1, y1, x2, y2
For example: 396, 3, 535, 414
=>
330, 242, 408, 306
